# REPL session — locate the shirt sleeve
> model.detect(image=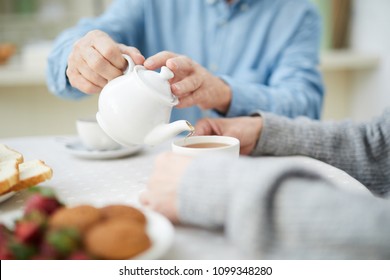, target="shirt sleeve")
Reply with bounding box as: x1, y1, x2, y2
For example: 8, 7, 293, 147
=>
178, 155, 390, 259
253, 110, 390, 196
220, 5, 324, 119
46, 0, 144, 100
